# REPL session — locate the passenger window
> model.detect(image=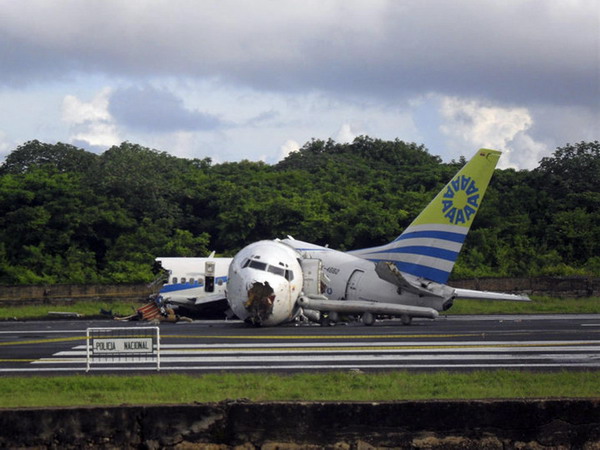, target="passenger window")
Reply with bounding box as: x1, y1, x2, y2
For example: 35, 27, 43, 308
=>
189, 278, 195, 284
181, 277, 186, 284
171, 277, 178, 284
